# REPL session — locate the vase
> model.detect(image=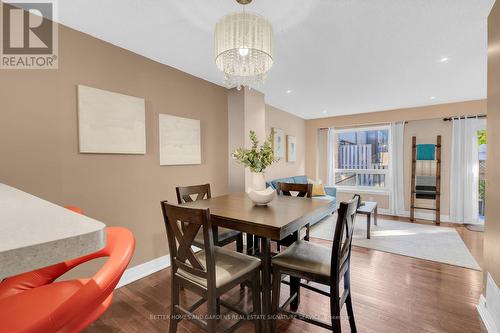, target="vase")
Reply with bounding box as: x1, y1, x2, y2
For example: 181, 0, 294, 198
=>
247, 187, 276, 205
251, 172, 266, 191
247, 172, 275, 205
